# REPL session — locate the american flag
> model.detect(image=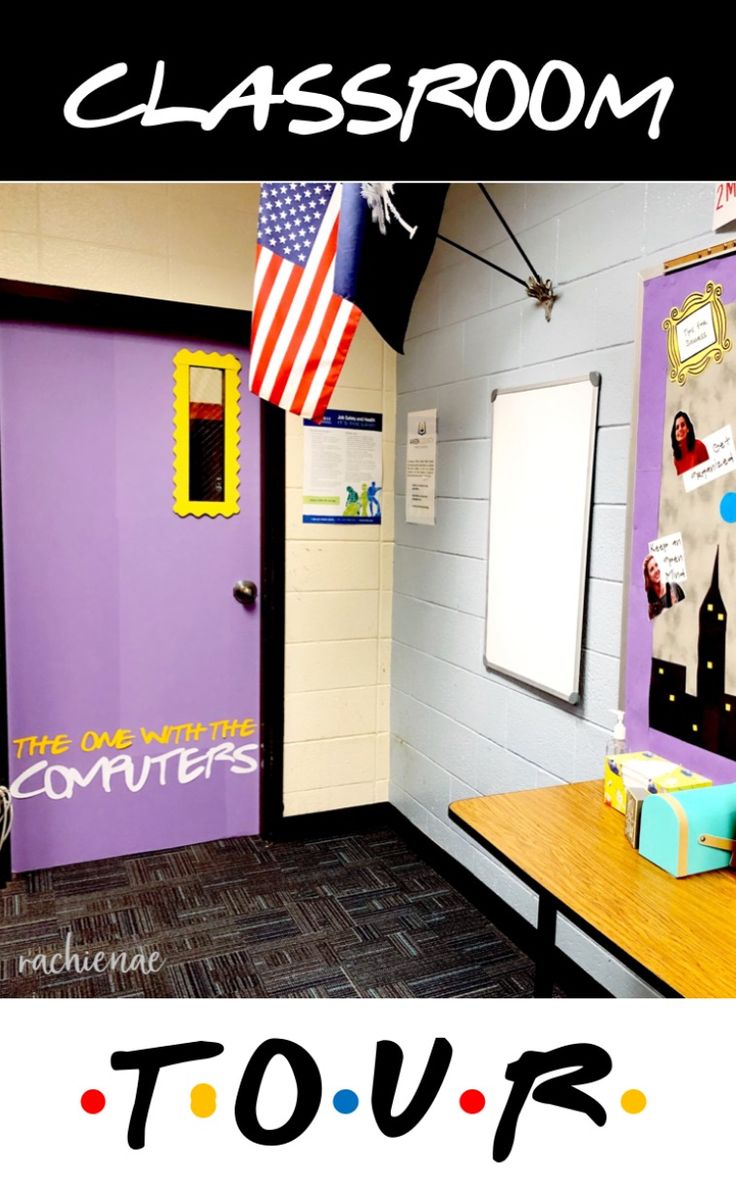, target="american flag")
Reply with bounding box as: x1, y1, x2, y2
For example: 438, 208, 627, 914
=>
249, 182, 361, 422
